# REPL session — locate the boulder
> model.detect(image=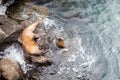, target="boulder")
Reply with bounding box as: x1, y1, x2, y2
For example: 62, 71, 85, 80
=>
0, 15, 23, 44
0, 58, 23, 80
